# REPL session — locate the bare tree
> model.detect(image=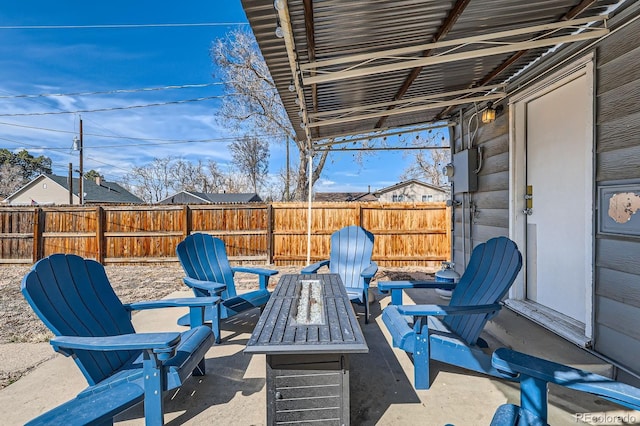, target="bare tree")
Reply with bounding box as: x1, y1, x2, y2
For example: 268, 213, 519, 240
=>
121, 156, 242, 203
211, 27, 329, 200
402, 131, 450, 187
170, 159, 210, 192
220, 171, 251, 193
229, 136, 269, 193
0, 163, 26, 198
206, 161, 226, 192
123, 157, 174, 203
